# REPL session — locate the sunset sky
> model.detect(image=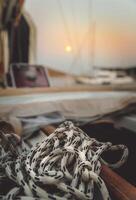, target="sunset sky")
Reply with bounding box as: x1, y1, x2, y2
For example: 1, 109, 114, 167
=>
25, 0, 136, 75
